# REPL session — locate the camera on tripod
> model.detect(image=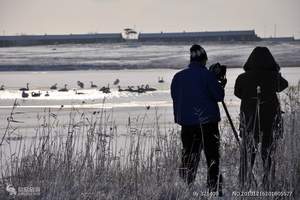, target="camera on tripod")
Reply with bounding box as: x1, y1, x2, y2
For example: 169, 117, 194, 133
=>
209, 63, 227, 87
209, 62, 240, 144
